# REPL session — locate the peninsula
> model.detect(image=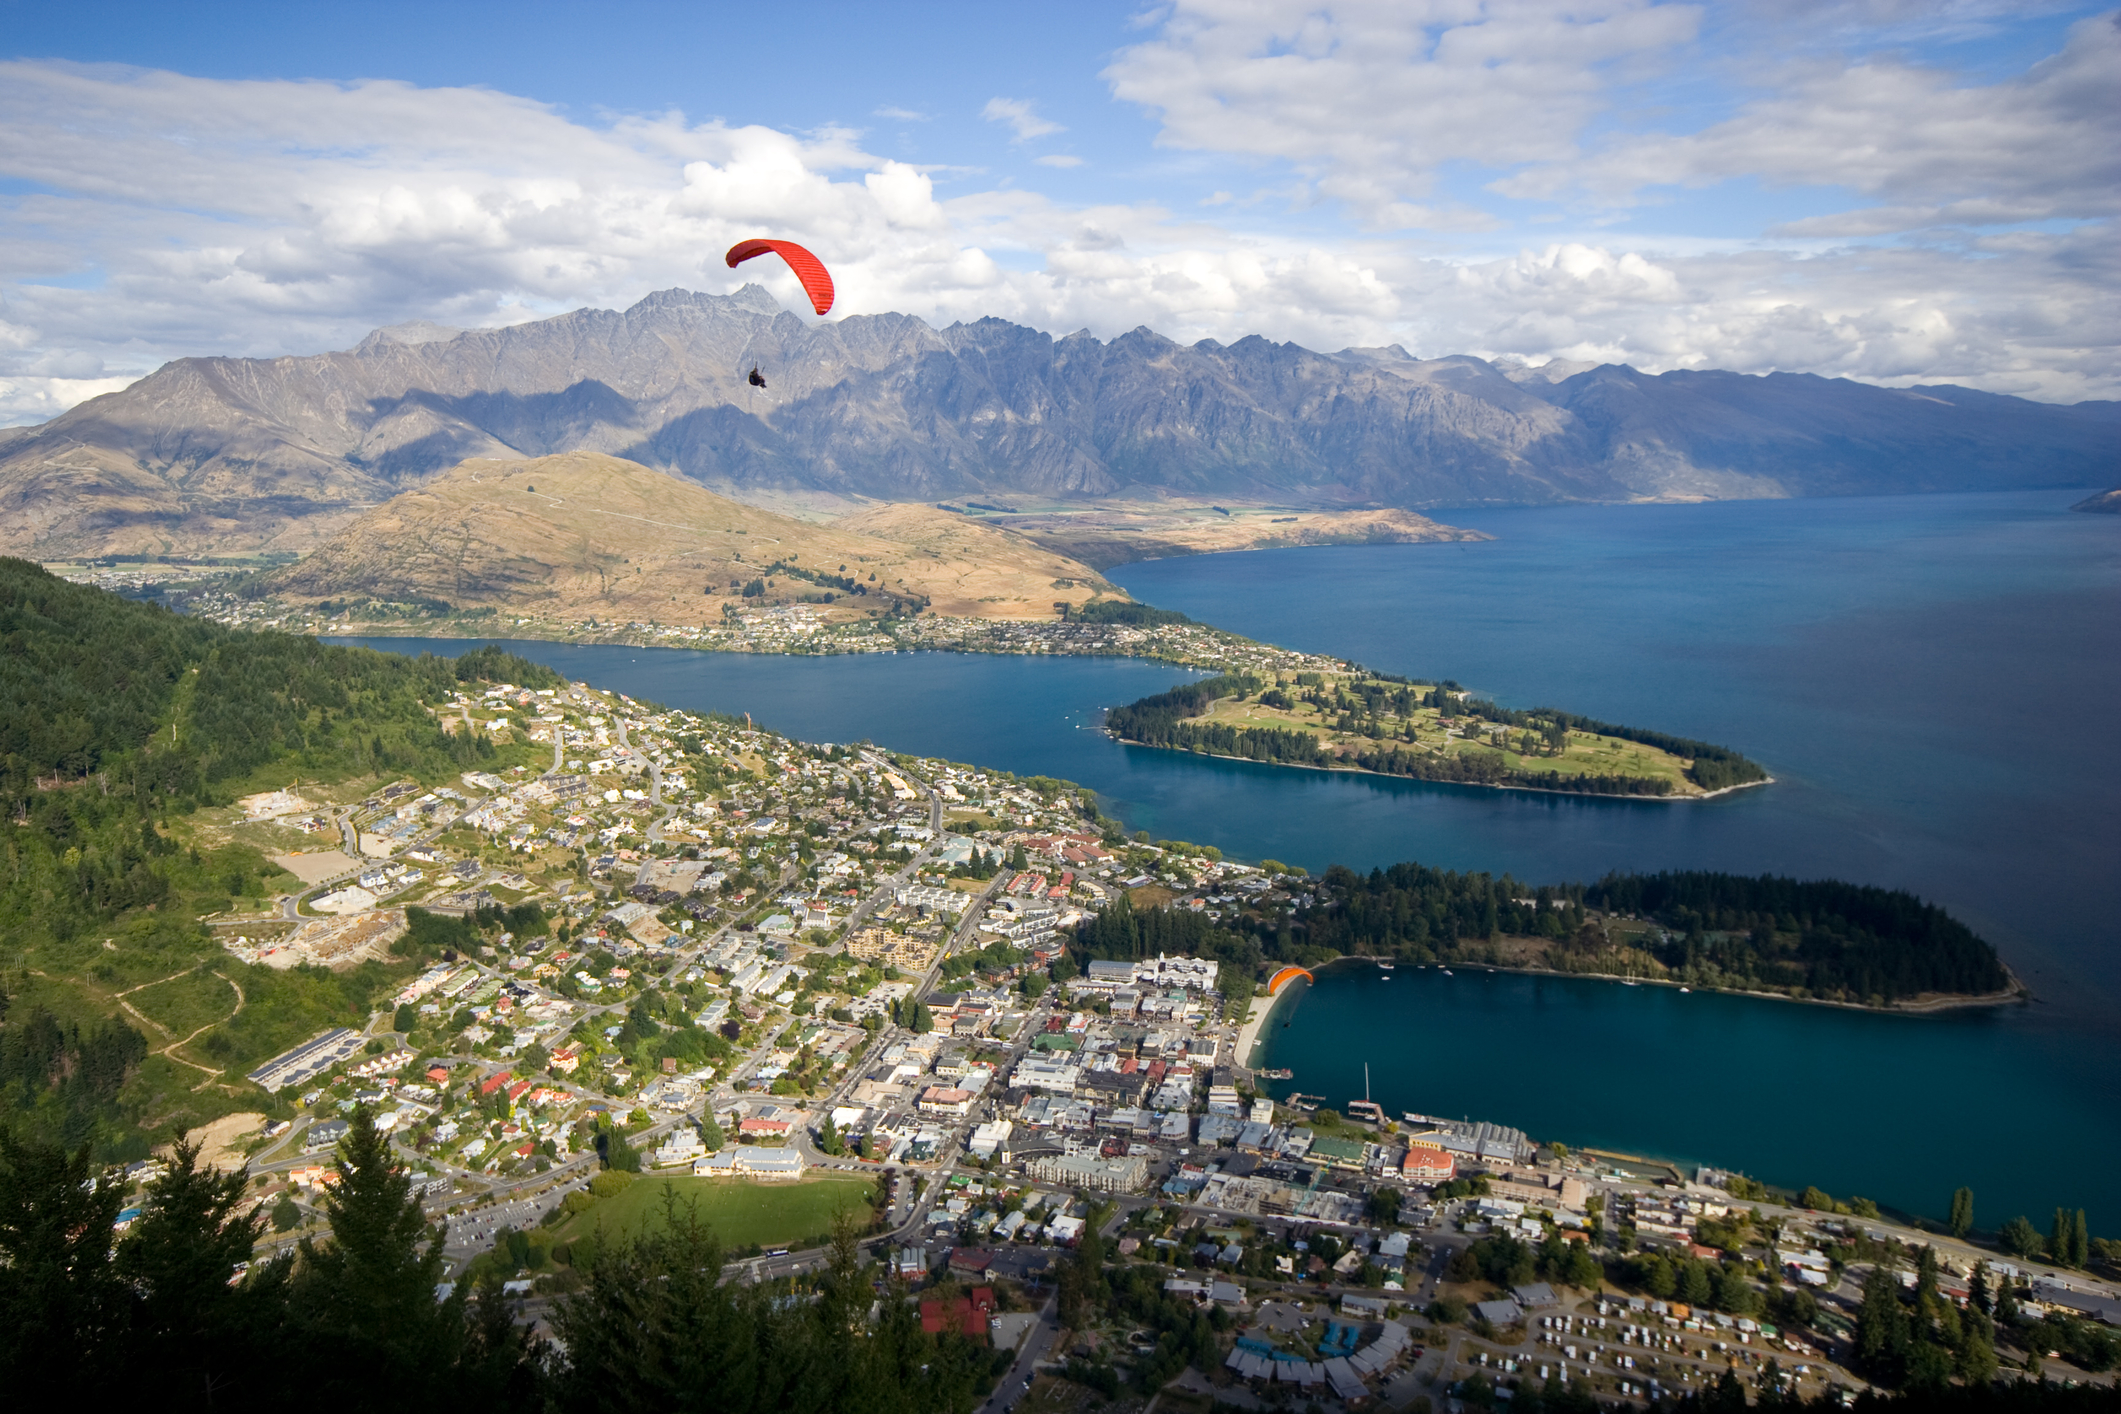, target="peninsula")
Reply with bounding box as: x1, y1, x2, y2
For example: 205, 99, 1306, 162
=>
1103, 669, 1770, 797
1, 558, 2090, 1414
